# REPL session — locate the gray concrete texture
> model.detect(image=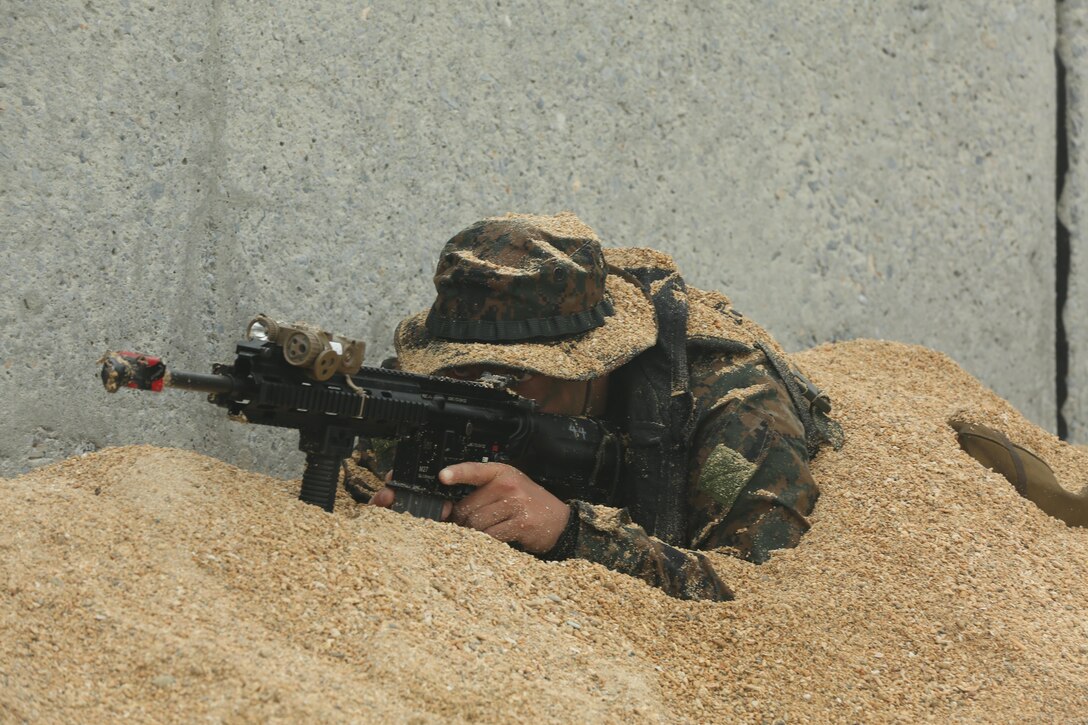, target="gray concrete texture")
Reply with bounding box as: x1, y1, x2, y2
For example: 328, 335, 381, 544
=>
1, 1, 1061, 478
